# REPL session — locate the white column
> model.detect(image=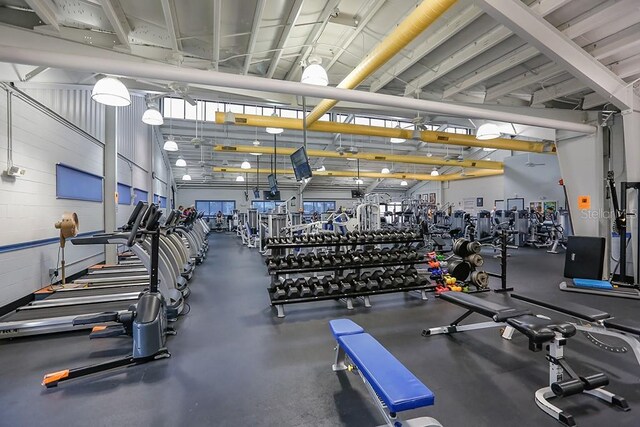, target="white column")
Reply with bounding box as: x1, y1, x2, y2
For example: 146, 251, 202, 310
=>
104, 107, 118, 264
622, 107, 640, 281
